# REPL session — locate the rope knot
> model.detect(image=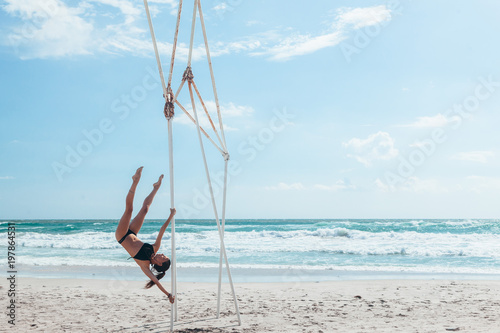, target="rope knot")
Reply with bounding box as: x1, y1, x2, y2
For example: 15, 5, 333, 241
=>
163, 87, 175, 119
222, 152, 230, 161
182, 66, 194, 82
